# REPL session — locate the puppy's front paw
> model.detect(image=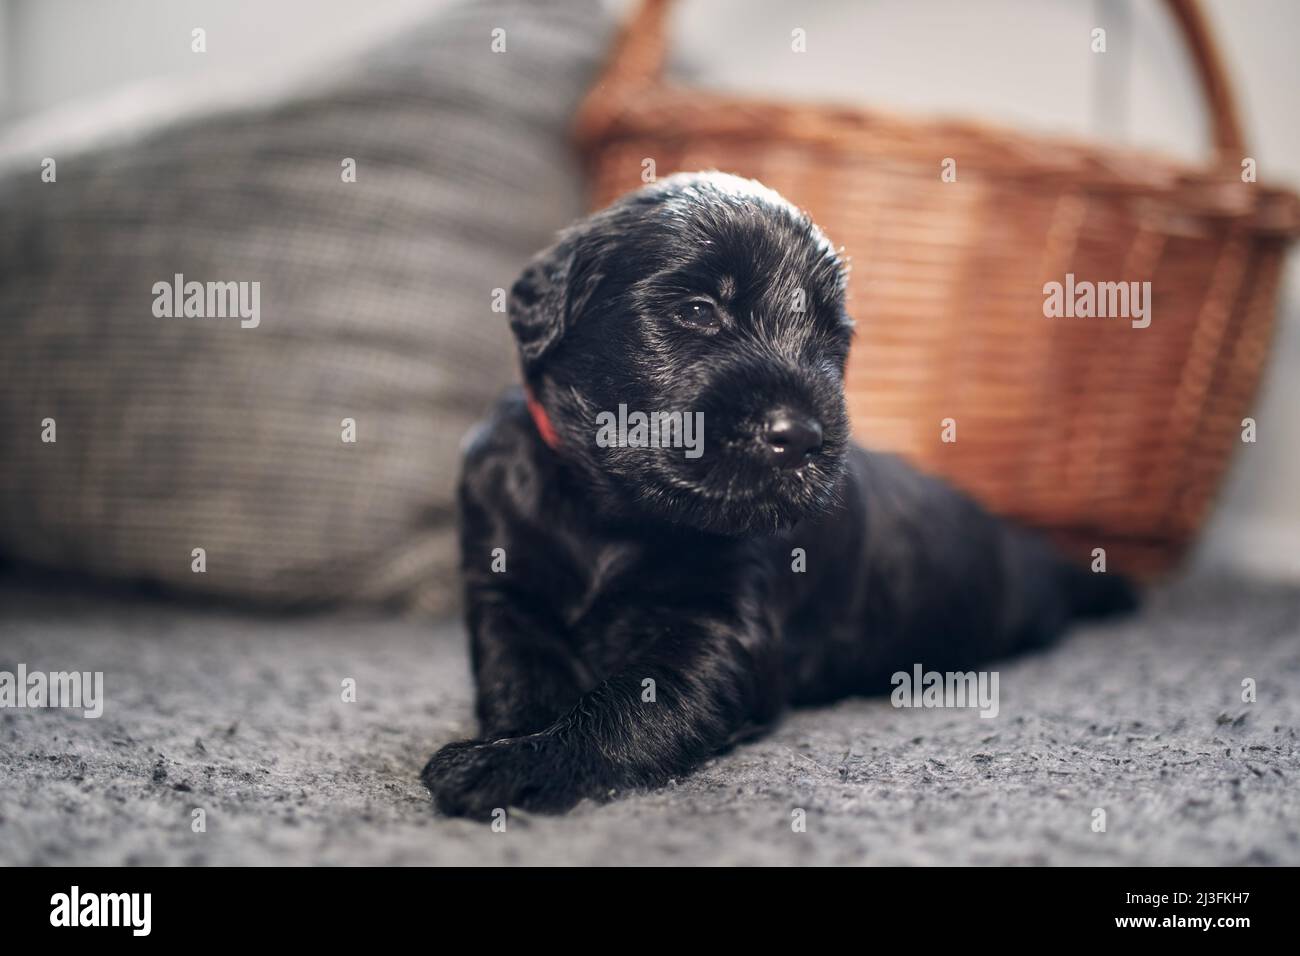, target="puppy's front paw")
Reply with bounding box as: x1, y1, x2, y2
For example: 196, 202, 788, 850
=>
420, 734, 603, 818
